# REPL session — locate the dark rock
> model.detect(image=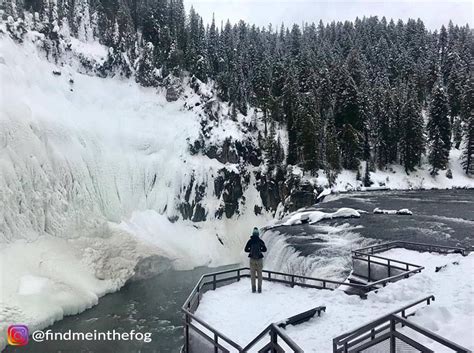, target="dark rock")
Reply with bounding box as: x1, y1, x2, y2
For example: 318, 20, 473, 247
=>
216, 138, 239, 164
166, 87, 179, 102
214, 174, 225, 198
287, 182, 318, 212
213, 168, 244, 218
192, 203, 207, 222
